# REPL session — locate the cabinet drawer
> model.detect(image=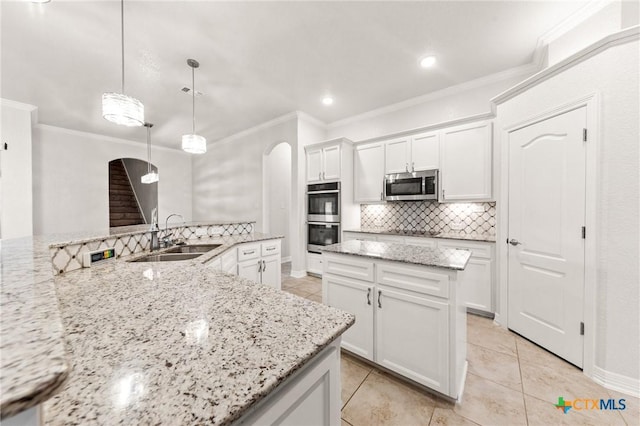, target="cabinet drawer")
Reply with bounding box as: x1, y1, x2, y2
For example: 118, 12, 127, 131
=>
261, 239, 281, 257
404, 236, 437, 249
377, 262, 449, 299
438, 240, 493, 259
307, 252, 323, 275
323, 254, 374, 282
238, 243, 260, 261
